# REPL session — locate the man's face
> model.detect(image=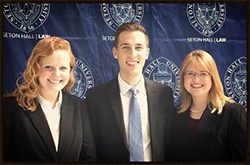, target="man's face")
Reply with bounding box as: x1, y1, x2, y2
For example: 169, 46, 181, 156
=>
112, 30, 149, 79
